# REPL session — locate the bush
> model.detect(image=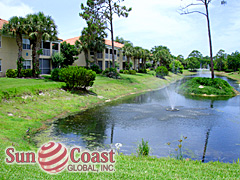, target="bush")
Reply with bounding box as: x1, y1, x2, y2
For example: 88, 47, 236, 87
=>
138, 69, 147, 73
129, 70, 137, 75
155, 66, 169, 78
90, 64, 102, 74
59, 66, 96, 89
51, 68, 61, 81
102, 68, 119, 79
146, 62, 152, 69
179, 77, 236, 96
6, 69, 17, 78
137, 139, 150, 156
119, 69, 124, 73
123, 70, 129, 74
21, 69, 32, 77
